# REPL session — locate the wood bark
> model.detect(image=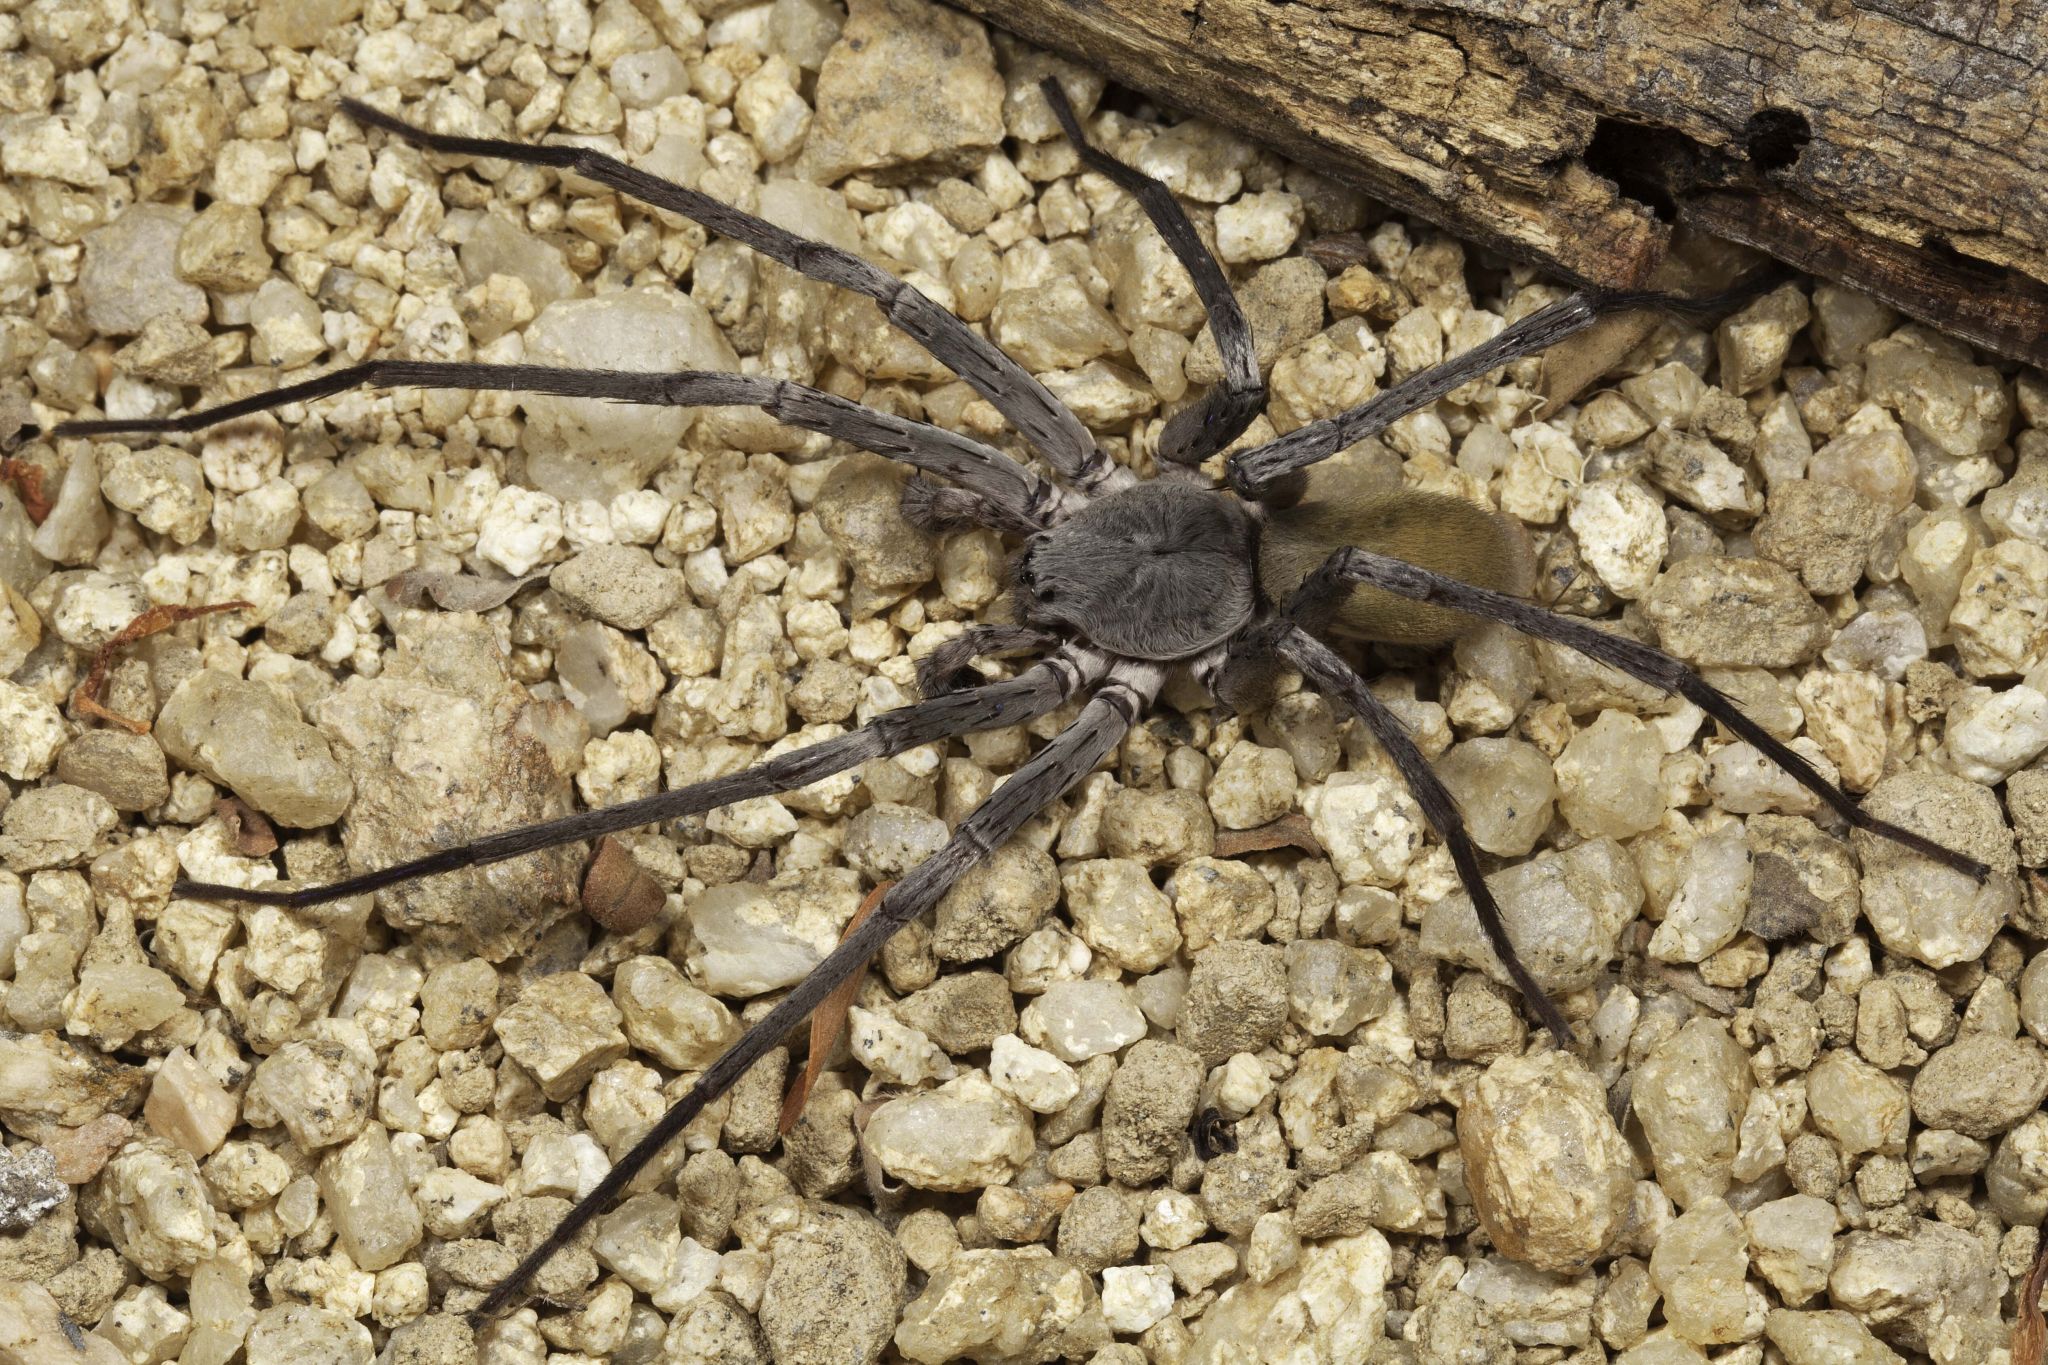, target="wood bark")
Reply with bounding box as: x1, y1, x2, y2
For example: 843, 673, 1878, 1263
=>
952, 0, 2048, 368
